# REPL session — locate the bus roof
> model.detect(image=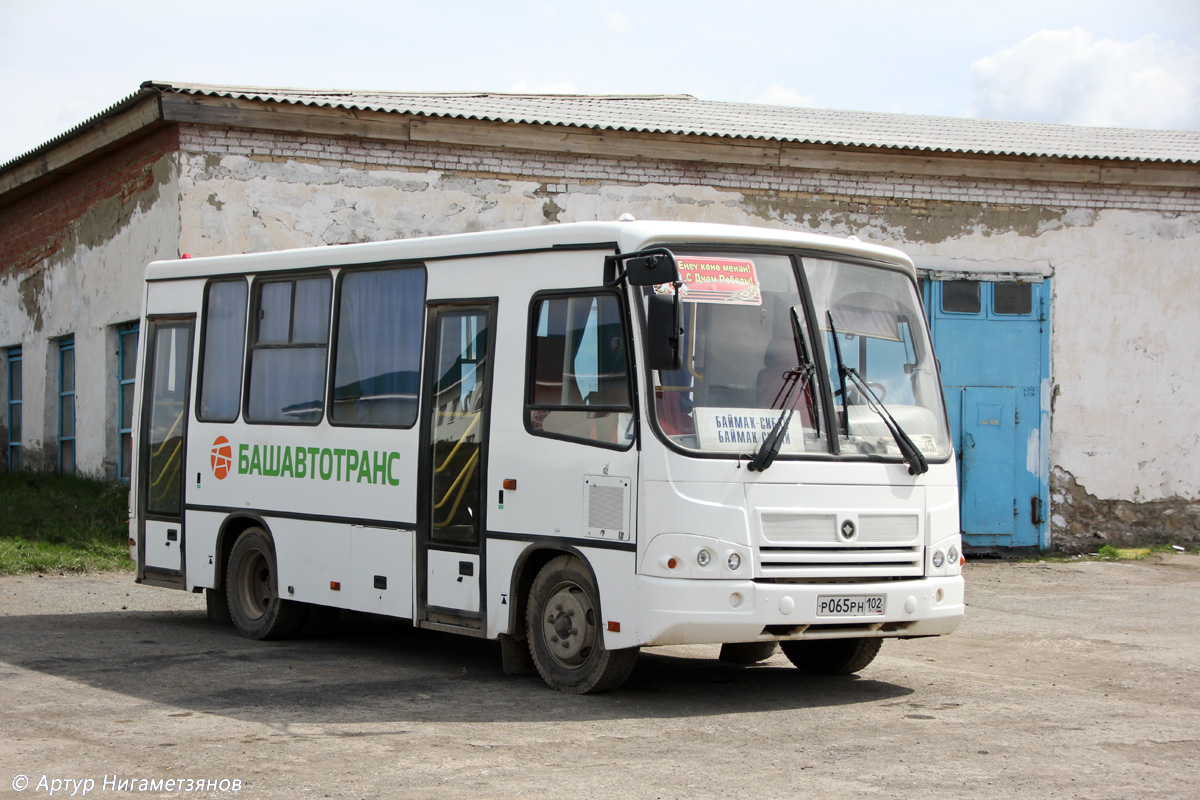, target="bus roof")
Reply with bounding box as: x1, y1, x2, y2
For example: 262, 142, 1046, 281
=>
144, 221, 916, 281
